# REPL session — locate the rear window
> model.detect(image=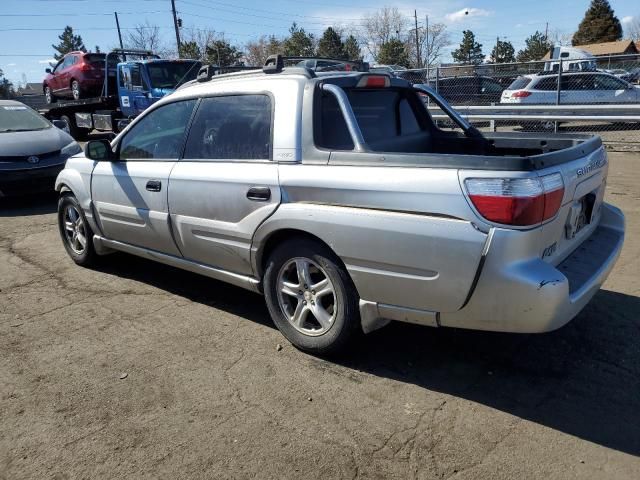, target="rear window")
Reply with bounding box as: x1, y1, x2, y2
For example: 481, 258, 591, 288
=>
85, 53, 106, 68
507, 77, 532, 90
316, 89, 423, 150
